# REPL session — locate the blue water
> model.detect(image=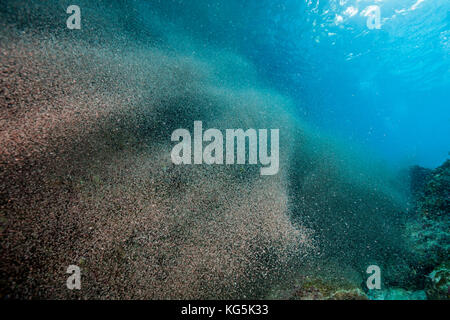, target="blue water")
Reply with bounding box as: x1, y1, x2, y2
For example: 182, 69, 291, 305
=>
147, 0, 450, 168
